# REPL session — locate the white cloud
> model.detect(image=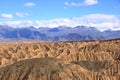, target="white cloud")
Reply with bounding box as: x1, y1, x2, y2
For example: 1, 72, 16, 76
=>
64, 2, 69, 6
84, 0, 98, 5
0, 14, 120, 31
64, 0, 98, 7
16, 12, 29, 17
0, 14, 13, 19
80, 14, 120, 30
24, 2, 36, 7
